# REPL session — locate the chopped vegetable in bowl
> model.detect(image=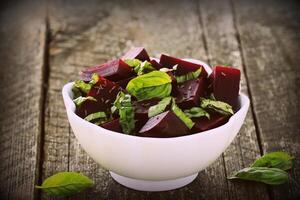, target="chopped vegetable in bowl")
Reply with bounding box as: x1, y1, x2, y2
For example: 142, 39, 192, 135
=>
72, 47, 241, 137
